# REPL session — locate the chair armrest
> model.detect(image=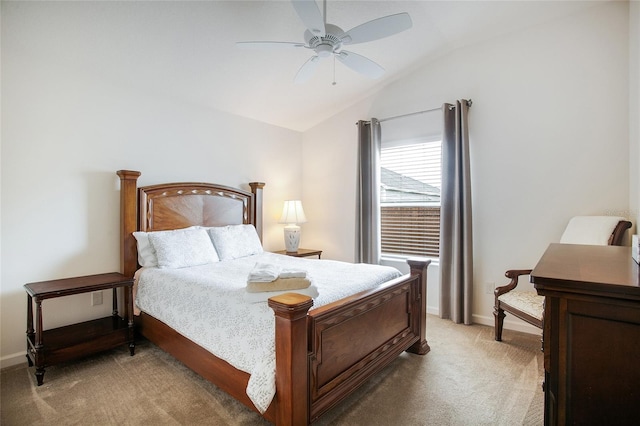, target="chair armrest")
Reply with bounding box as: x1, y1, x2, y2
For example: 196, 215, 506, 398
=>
494, 269, 533, 298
